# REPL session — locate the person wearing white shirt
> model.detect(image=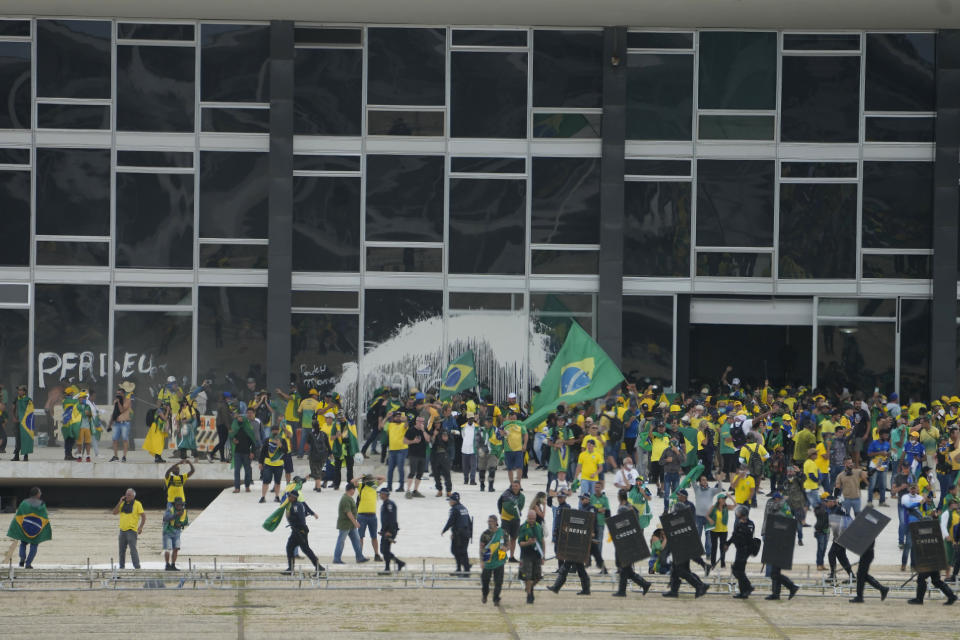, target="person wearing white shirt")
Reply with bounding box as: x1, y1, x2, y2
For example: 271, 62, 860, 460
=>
613, 458, 640, 490
461, 413, 478, 486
